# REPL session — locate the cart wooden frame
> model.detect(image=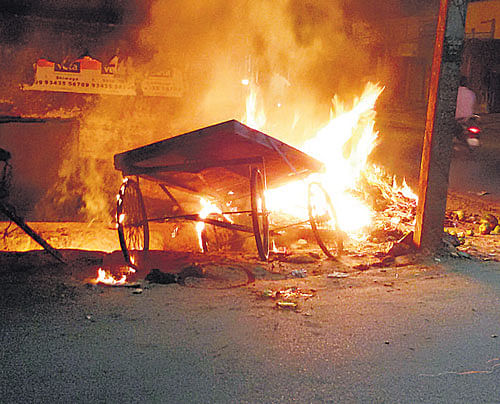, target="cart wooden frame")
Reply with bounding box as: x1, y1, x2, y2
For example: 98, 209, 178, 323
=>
114, 120, 343, 263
